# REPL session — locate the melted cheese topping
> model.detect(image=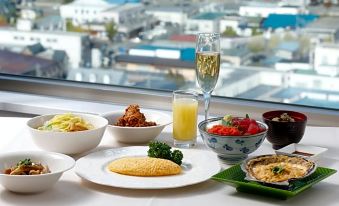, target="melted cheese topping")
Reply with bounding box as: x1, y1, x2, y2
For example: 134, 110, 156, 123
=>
246, 155, 314, 183
251, 162, 308, 182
